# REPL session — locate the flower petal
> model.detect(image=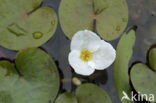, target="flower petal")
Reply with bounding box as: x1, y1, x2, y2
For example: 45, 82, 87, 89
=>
68, 50, 95, 75
71, 30, 101, 52
88, 40, 116, 70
